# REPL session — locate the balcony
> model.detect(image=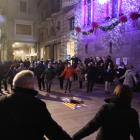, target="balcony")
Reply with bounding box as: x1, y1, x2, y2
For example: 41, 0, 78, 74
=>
62, 0, 78, 12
